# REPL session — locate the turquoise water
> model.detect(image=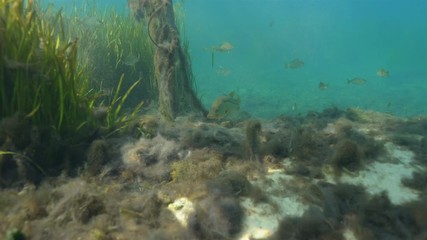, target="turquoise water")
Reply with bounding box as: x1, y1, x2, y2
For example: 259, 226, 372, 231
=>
184, 0, 427, 118
42, 0, 427, 119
